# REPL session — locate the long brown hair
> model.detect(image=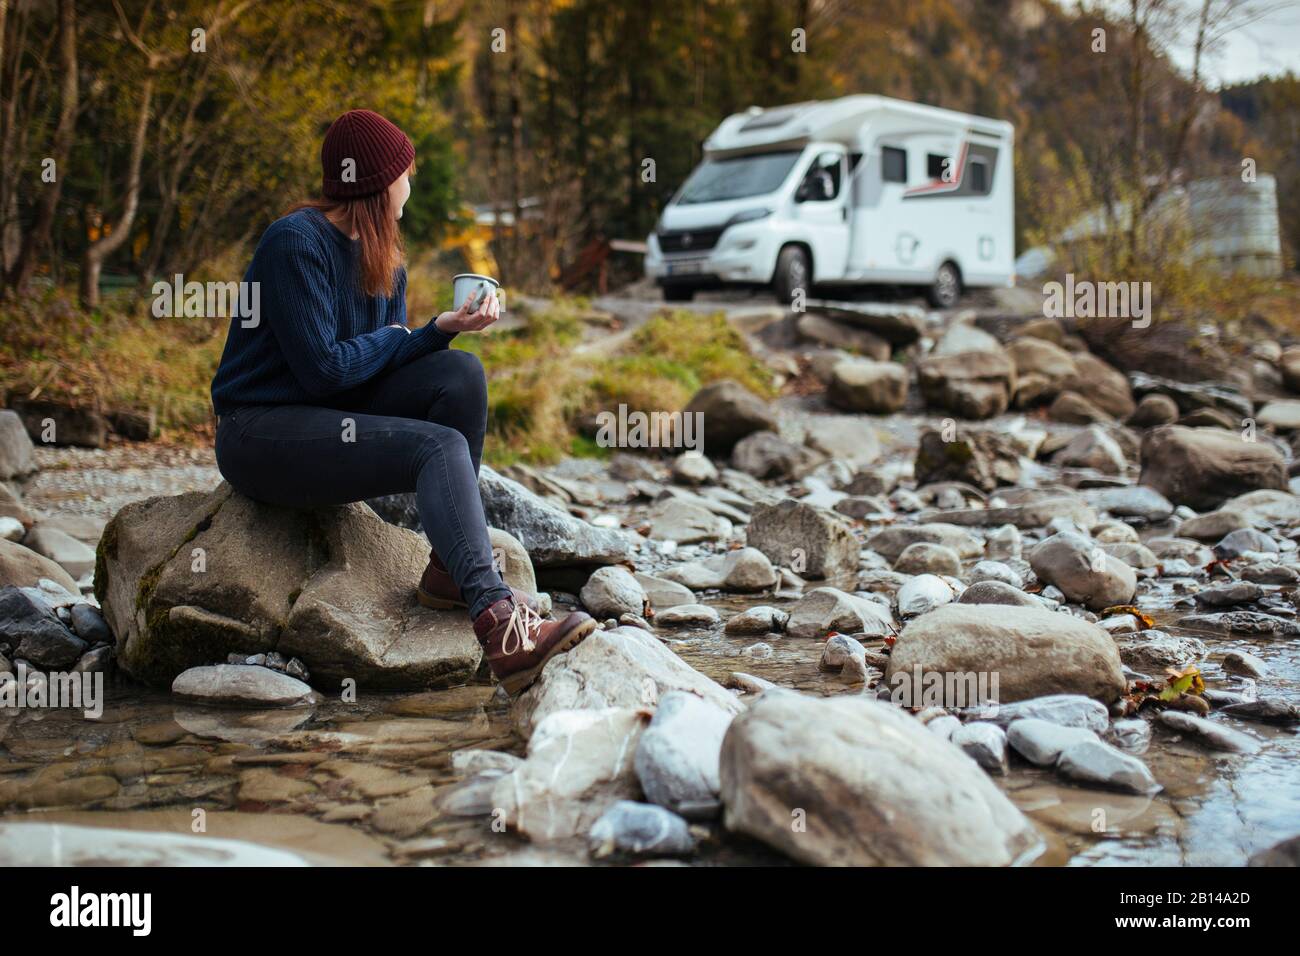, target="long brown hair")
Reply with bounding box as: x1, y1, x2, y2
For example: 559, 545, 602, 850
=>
289, 163, 411, 298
